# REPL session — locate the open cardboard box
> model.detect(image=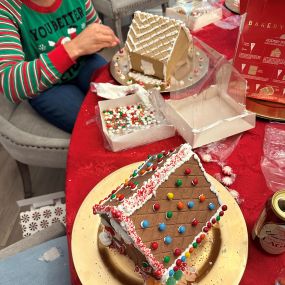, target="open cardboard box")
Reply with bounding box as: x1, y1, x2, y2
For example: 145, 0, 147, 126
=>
164, 85, 255, 148
98, 93, 175, 152
166, 4, 222, 31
